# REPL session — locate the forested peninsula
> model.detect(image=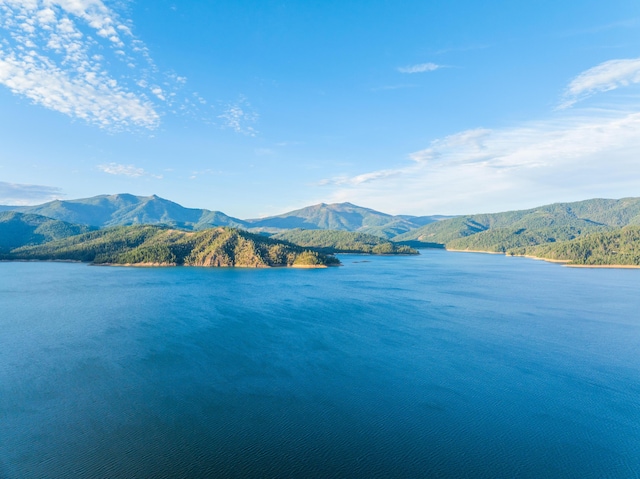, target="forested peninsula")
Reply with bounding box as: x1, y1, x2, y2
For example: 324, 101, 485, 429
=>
0, 220, 340, 268
394, 197, 640, 267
